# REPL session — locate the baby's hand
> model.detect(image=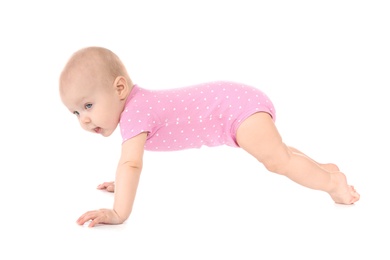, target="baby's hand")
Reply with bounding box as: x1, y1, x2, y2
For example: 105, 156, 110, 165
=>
76, 208, 123, 227
97, 181, 115, 192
